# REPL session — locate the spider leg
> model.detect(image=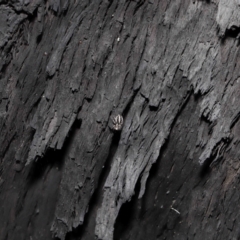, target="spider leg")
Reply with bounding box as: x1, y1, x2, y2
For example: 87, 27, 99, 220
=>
112, 116, 116, 124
